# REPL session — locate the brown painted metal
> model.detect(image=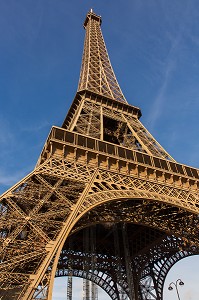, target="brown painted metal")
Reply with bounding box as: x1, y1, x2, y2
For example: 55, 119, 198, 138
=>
0, 9, 199, 300
78, 11, 127, 103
